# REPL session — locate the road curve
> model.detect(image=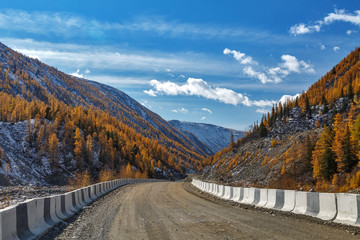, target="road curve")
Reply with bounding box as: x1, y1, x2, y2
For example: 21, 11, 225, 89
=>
42, 182, 359, 240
